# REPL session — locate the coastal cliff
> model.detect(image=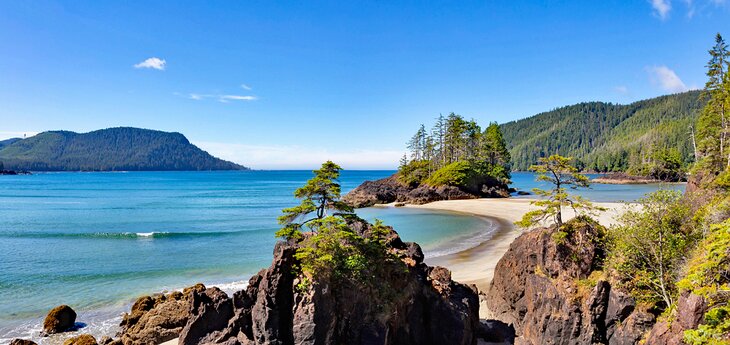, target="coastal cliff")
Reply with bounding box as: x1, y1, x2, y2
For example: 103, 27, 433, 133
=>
486, 218, 655, 345
342, 174, 509, 208
112, 219, 489, 345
